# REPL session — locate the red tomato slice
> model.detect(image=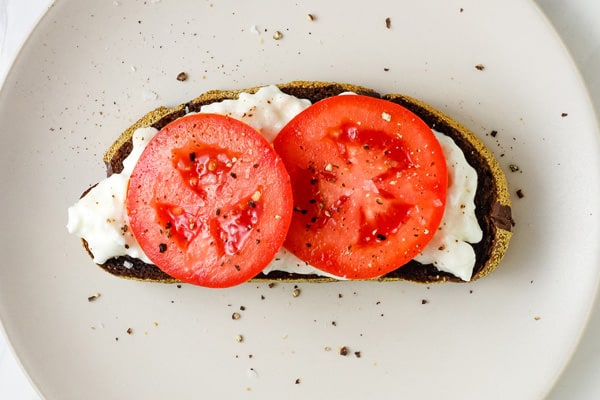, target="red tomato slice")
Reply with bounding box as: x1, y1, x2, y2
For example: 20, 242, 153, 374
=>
126, 113, 293, 288
273, 95, 448, 279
